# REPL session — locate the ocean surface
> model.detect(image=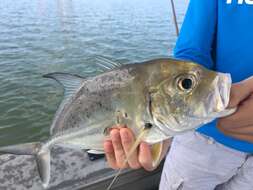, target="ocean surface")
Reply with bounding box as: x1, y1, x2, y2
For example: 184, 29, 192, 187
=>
0, 0, 188, 146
